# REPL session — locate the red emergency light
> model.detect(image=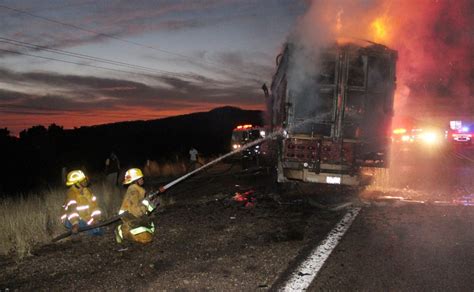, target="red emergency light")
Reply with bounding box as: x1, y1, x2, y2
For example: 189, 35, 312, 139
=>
235, 124, 253, 130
